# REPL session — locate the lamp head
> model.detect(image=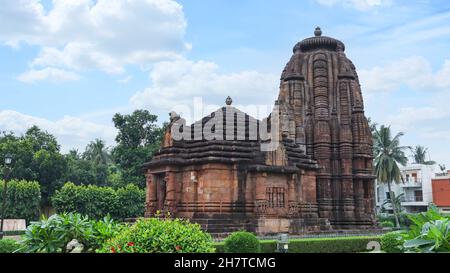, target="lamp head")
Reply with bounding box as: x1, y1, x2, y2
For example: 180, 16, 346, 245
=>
4, 154, 12, 166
